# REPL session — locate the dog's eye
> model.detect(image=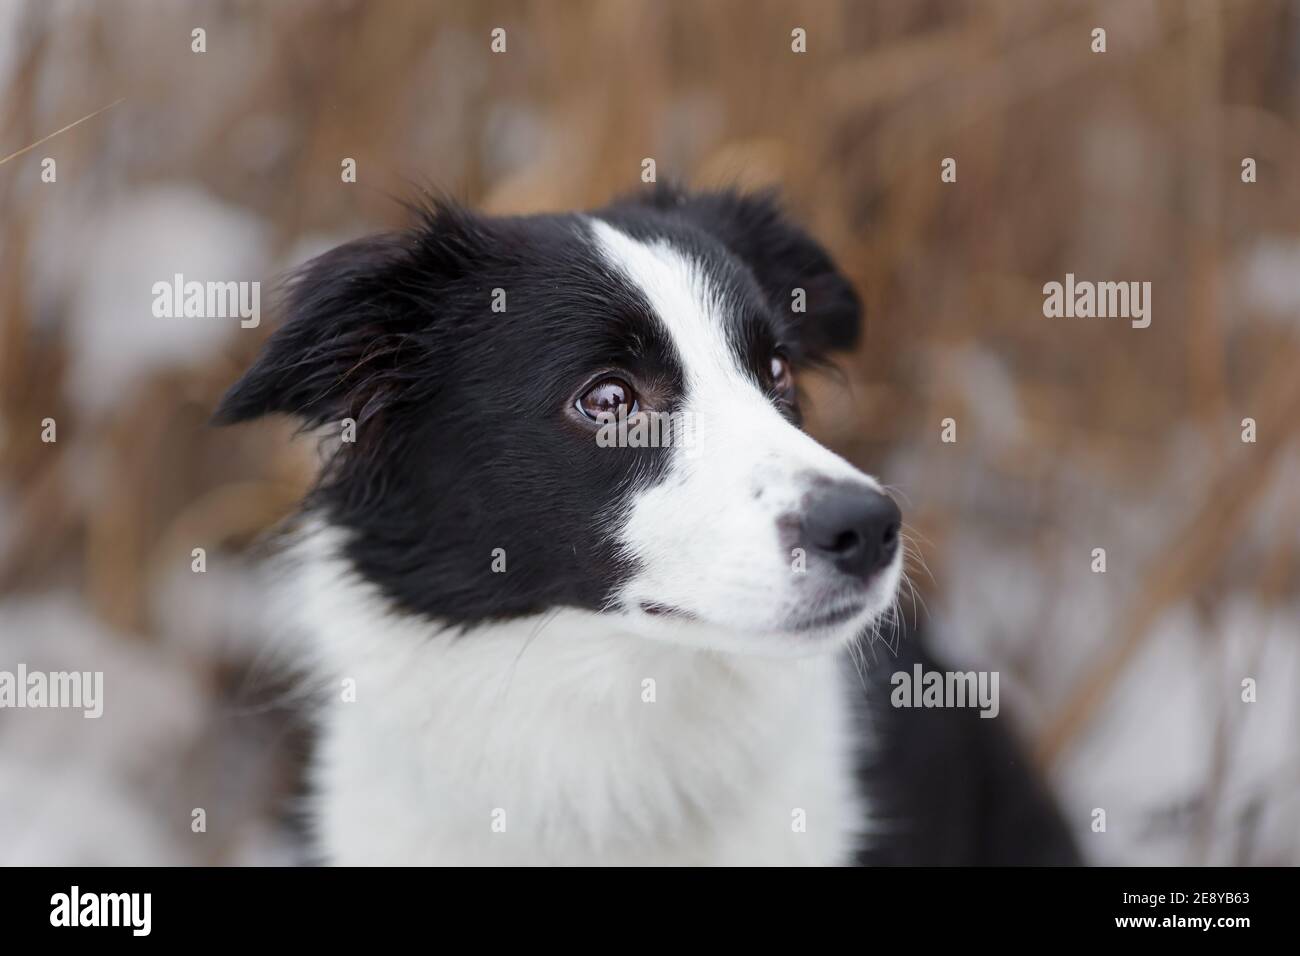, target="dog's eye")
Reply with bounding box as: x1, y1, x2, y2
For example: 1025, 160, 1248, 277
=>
577, 377, 638, 421
770, 354, 794, 397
